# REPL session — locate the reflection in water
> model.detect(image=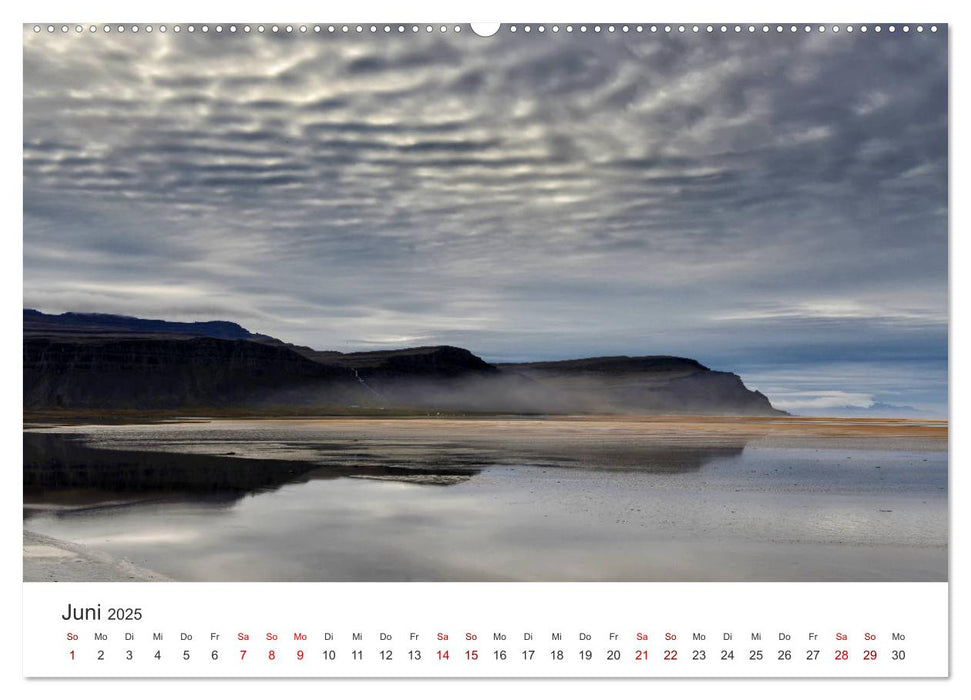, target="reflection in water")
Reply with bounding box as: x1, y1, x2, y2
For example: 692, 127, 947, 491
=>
24, 432, 490, 503
22, 421, 947, 582
25, 432, 319, 498
24, 429, 746, 504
